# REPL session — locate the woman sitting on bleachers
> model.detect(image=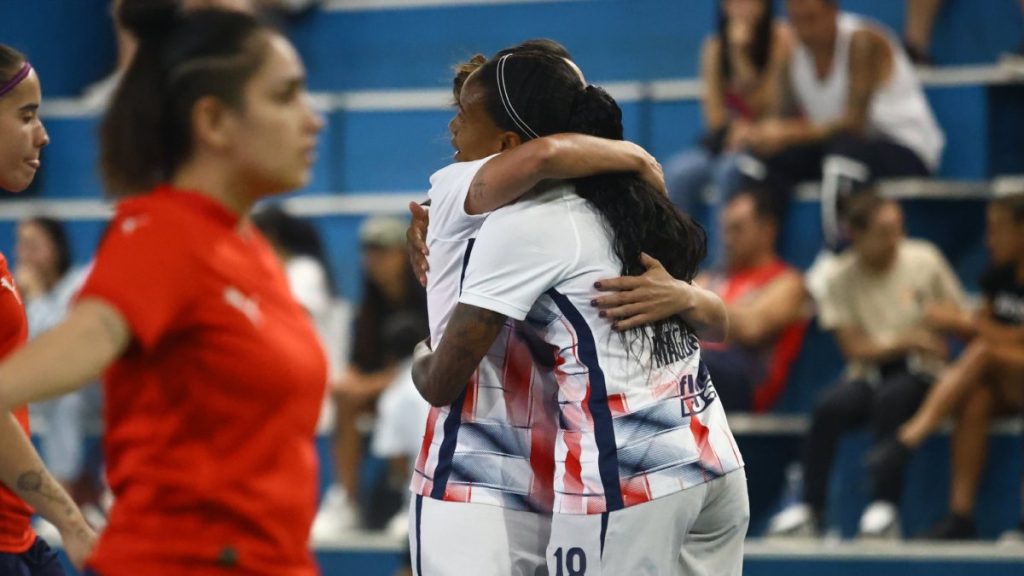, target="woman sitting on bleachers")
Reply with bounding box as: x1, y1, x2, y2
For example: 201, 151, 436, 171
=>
662, 0, 792, 253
